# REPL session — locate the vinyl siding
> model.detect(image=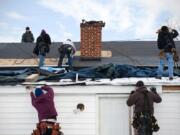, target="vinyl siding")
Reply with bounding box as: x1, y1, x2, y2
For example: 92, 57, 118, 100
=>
154, 93, 180, 135
0, 85, 180, 135
0, 89, 96, 135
